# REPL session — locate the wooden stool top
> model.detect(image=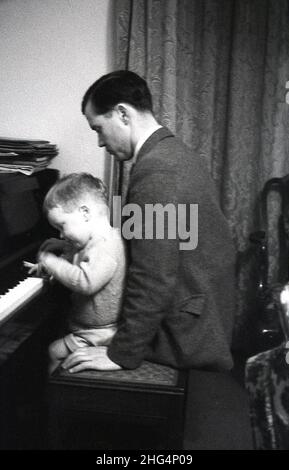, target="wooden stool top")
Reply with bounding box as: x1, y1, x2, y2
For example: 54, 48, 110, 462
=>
50, 361, 187, 392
